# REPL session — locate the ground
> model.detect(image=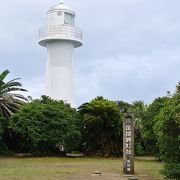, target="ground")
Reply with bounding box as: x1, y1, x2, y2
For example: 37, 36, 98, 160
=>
0, 157, 164, 180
